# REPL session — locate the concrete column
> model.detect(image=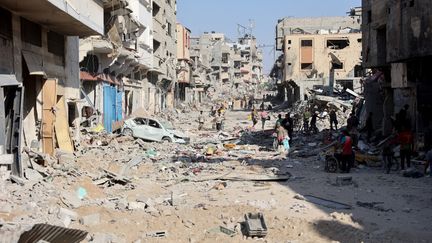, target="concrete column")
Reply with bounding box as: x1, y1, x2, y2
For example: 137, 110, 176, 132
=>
11, 15, 22, 82
64, 36, 80, 100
